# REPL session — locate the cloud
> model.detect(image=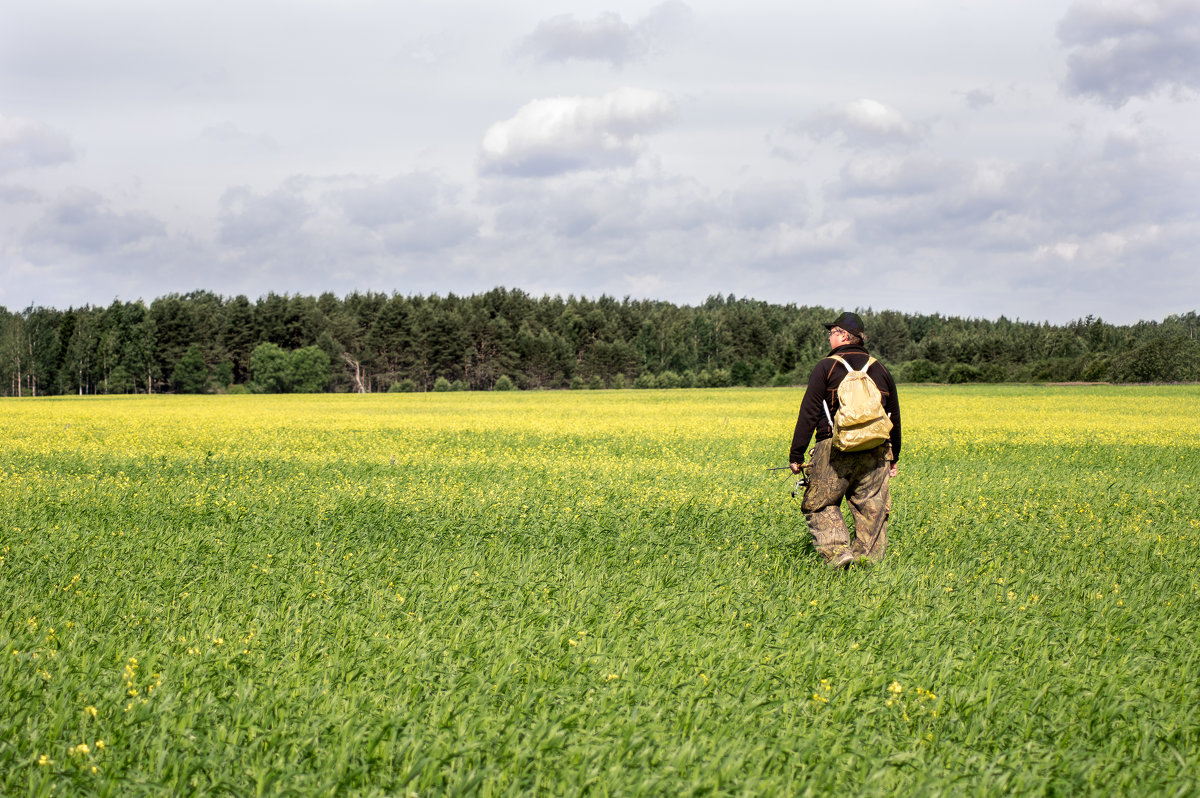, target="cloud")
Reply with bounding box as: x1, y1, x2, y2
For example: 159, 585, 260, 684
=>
0, 115, 76, 173
485, 171, 714, 242
1059, 0, 1200, 106
472, 171, 743, 301
196, 172, 485, 296
218, 181, 313, 247
202, 122, 280, 153
519, 11, 642, 66
818, 118, 1200, 273
480, 87, 676, 176
798, 99, 925, 148
332, 173, 480, 253
517, 2, 694, 67
962, 89, 996, 110
723, 181, 808, 230
335, 173, 451, 227
834, 155, 1023, 251
761, 218, 854, 263
23, 188, 165, 256
0, 184, 41, 204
